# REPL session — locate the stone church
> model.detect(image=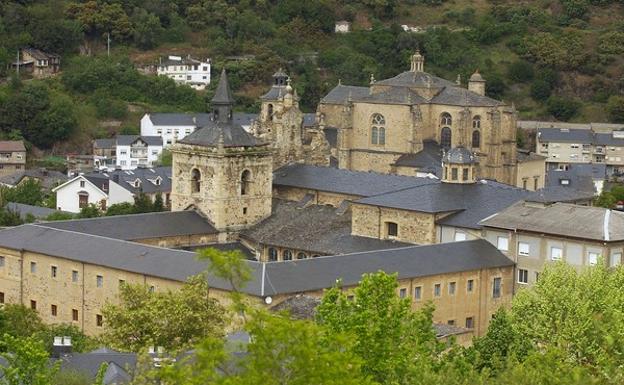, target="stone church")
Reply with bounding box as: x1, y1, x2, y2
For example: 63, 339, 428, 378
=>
317, 51, 520, 185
